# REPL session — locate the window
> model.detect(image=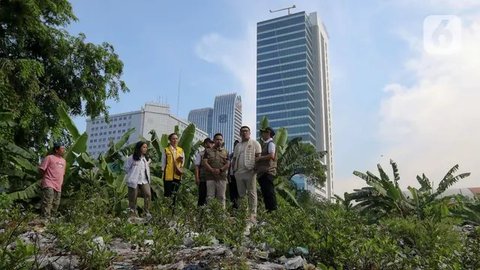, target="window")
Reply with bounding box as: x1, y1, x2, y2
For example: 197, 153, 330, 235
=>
219, 114, 227, 123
